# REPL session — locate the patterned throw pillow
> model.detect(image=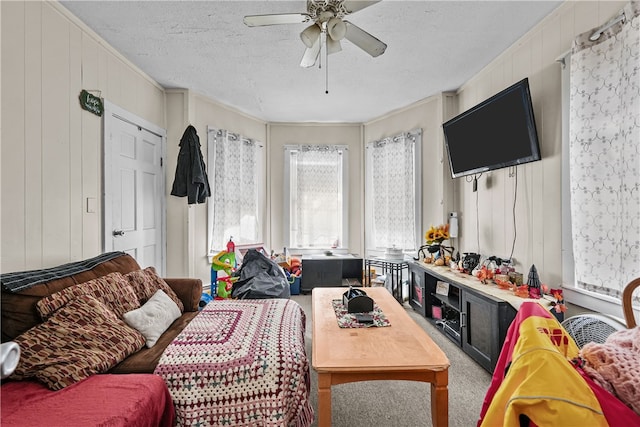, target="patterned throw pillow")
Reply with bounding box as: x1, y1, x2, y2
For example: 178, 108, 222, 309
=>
125, 267, 184, 312
36, 271, 140, 319
123, 289, 182, 348
11, 294, 145, 390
